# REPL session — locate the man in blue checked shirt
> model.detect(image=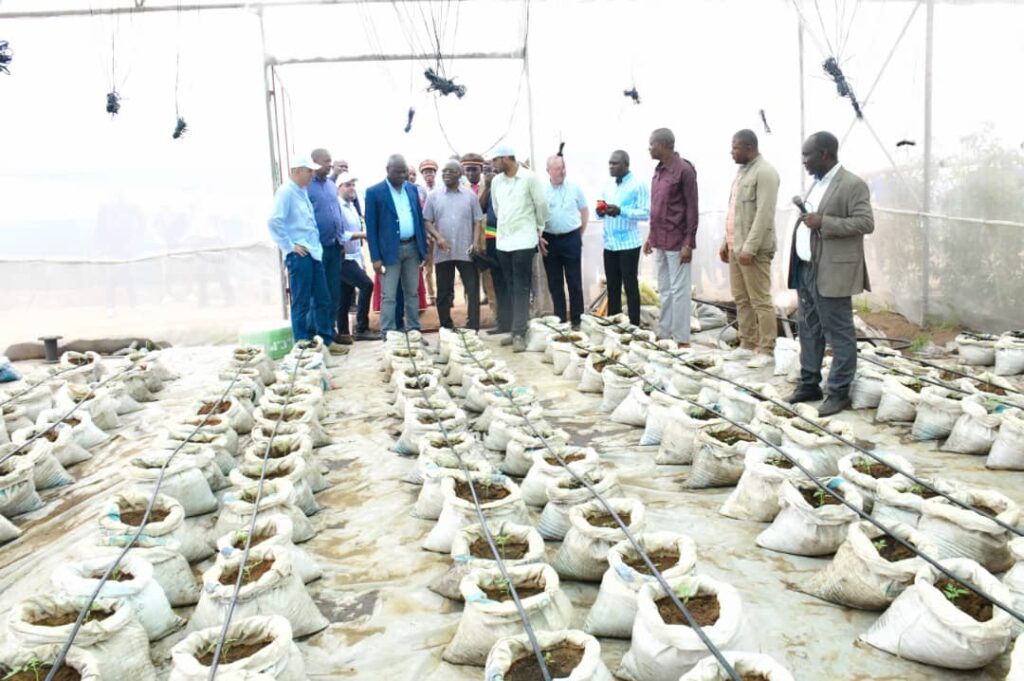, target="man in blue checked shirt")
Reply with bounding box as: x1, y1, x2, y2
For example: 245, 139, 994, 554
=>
267, 154, 339, 349
600, 150, 650, 325
308, 147, 348, 344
